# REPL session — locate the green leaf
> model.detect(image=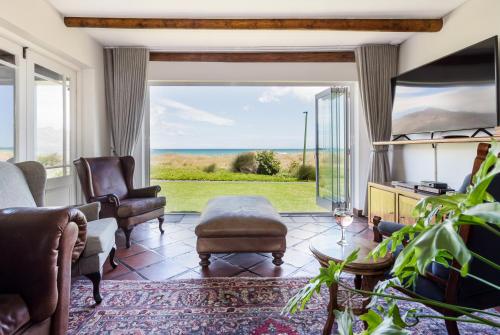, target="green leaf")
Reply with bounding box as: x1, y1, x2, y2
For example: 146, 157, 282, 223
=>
359, 310, 383, 333
282, 249, 359, 316
369, 317, 411, 335
463, 202, 500, 225
392, 219, 471, 280
334, 309, 355, 335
